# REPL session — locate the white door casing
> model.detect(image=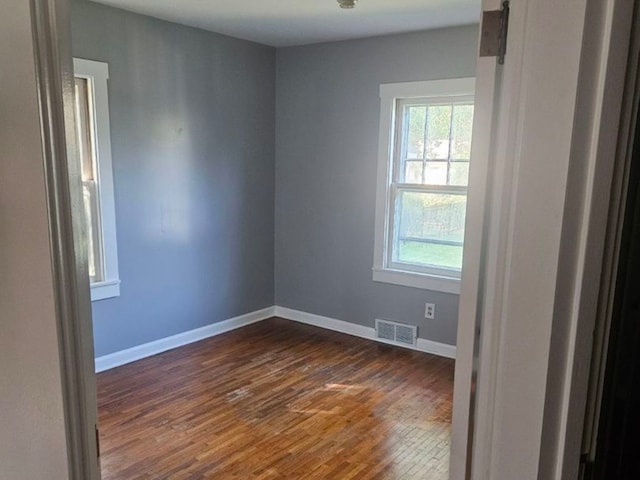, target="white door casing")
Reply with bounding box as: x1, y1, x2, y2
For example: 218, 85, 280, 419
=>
451, 0, 634, 479
451, 0, 590, 477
